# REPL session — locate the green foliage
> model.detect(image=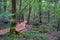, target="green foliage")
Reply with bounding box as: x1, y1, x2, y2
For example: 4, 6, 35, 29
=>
55, 6, 60, 18
0, 12, 14, 22
19, 30, 49, 40
7, 30, 49, 40
0, 0, 60, 40
0, 2, 6, 6
0, 11, 15, 29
